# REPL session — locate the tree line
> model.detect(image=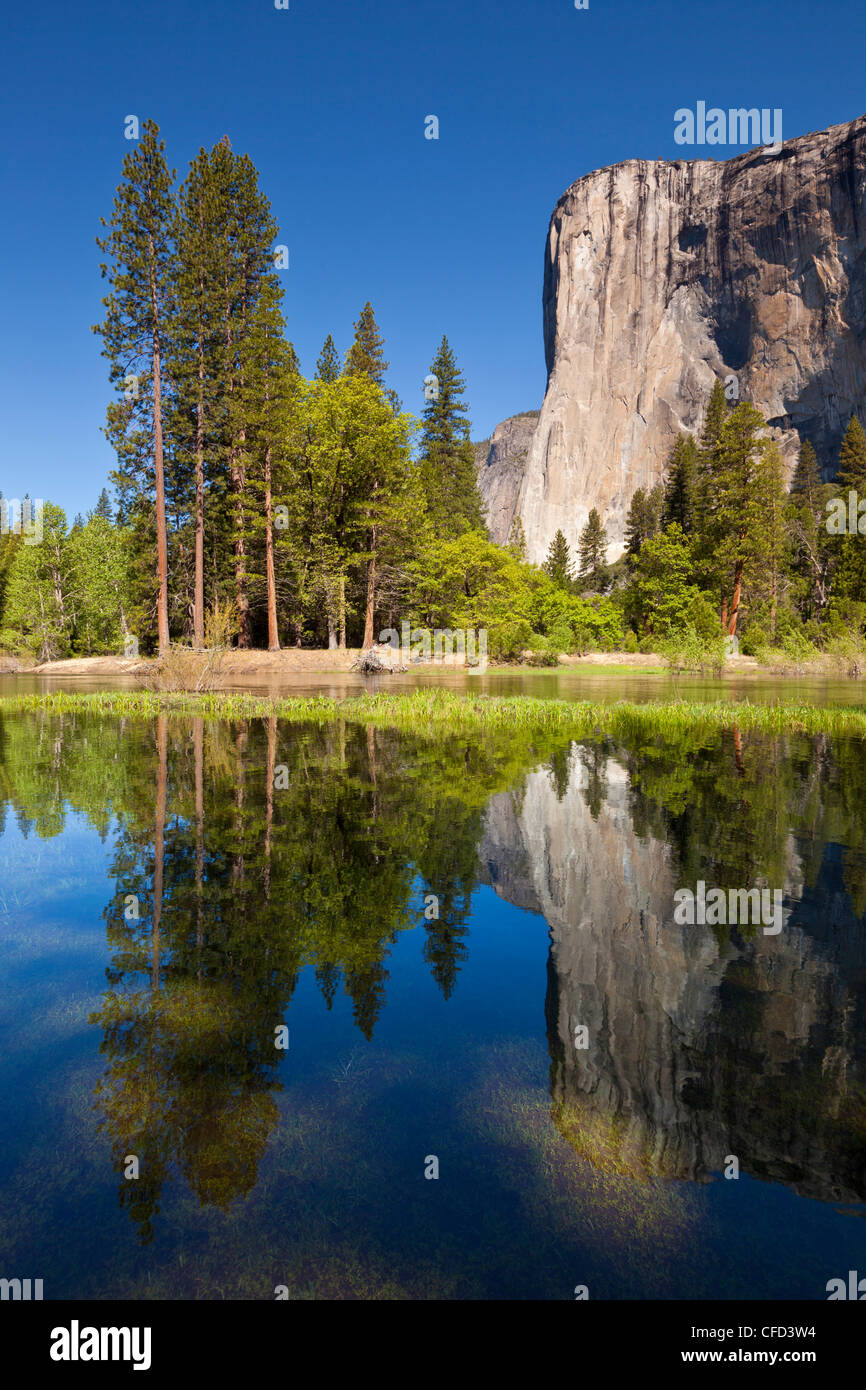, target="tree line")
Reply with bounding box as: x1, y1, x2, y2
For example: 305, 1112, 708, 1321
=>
3, 116, 864, 665
540, 380, 866, 660
1, 121, 490, 659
